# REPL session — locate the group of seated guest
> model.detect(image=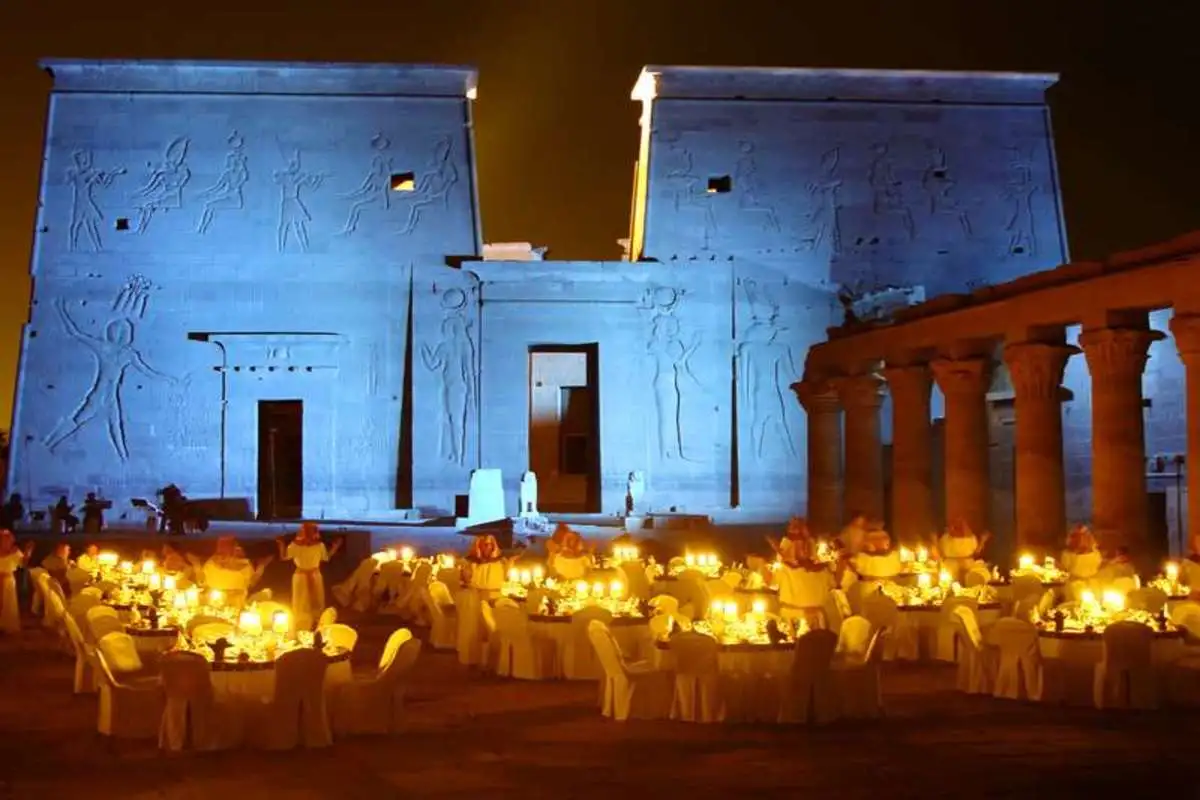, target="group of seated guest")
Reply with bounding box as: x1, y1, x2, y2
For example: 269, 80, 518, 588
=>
546, 523, 594, 580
